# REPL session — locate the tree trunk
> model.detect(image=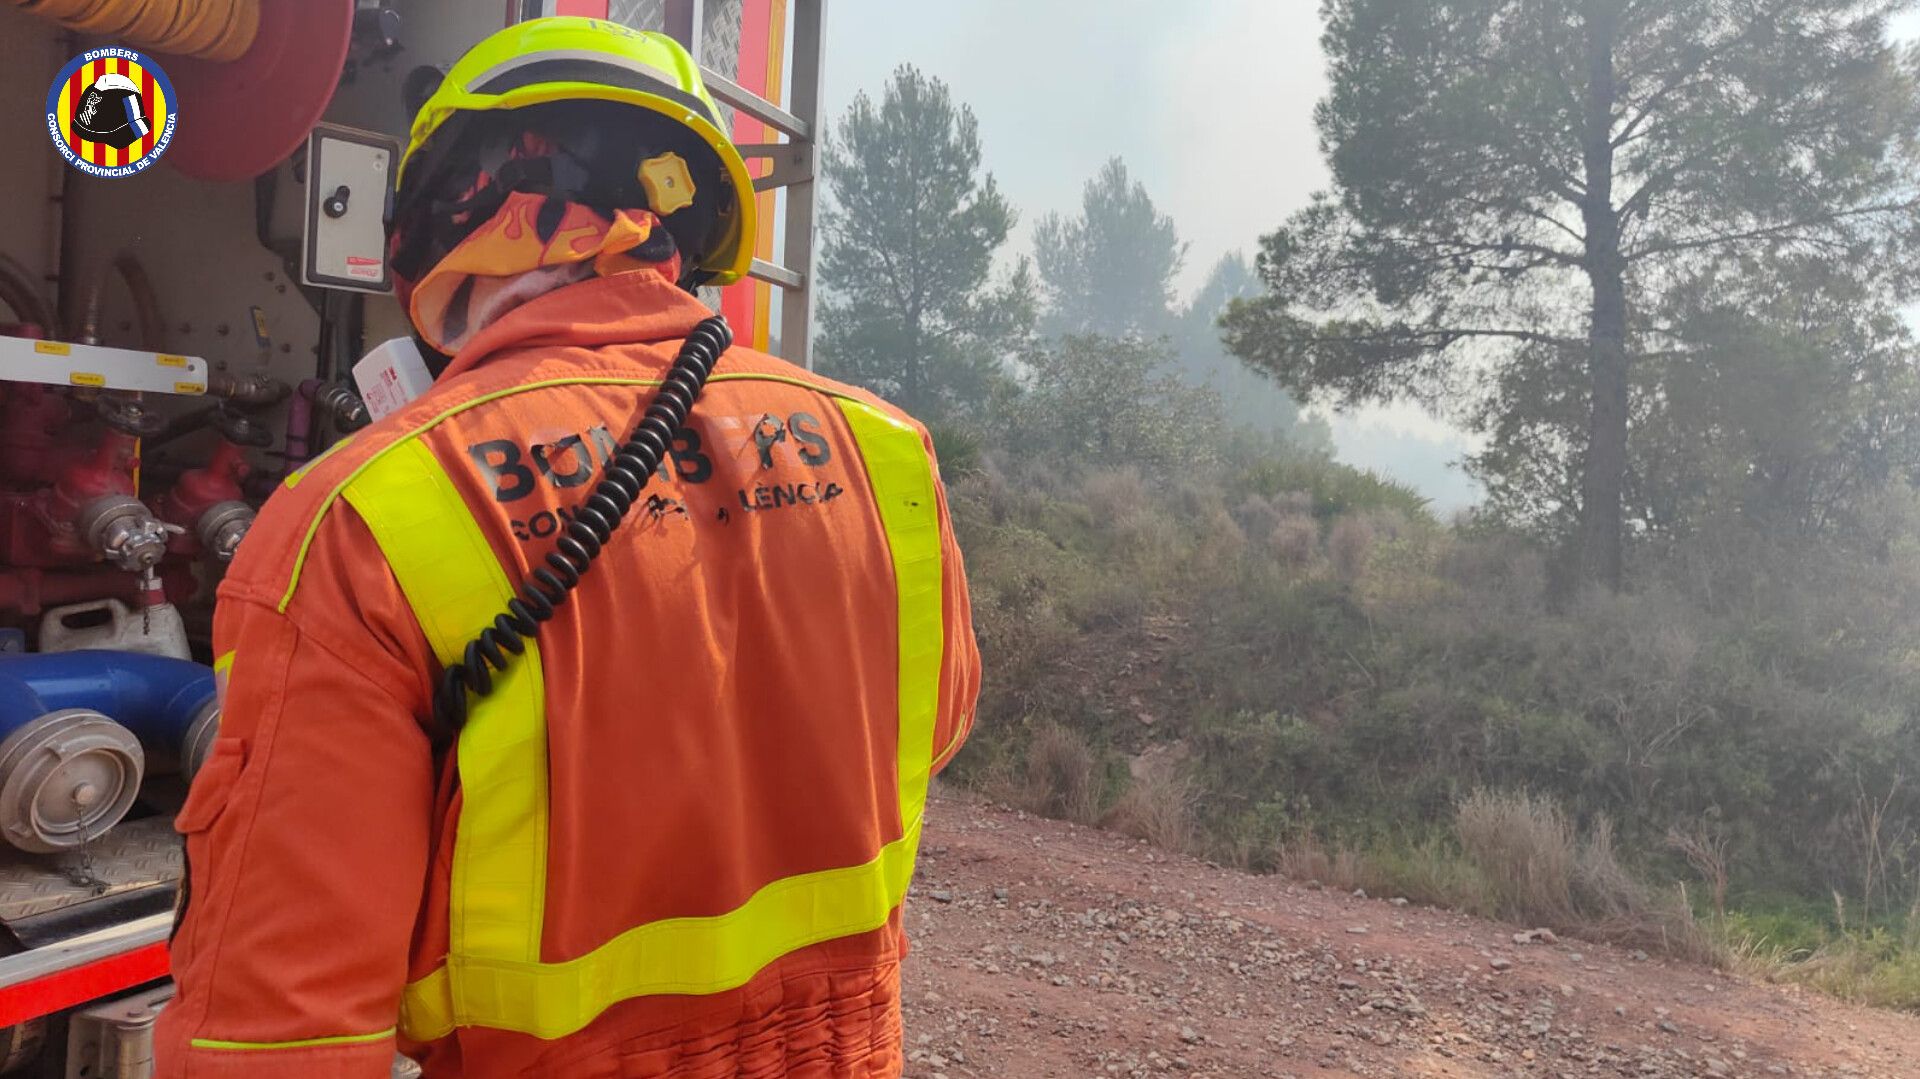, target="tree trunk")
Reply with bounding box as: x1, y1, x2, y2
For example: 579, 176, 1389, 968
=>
1576, 0, 1628, 592
1580, 266, 1630, 591
905, 297, 925, 413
